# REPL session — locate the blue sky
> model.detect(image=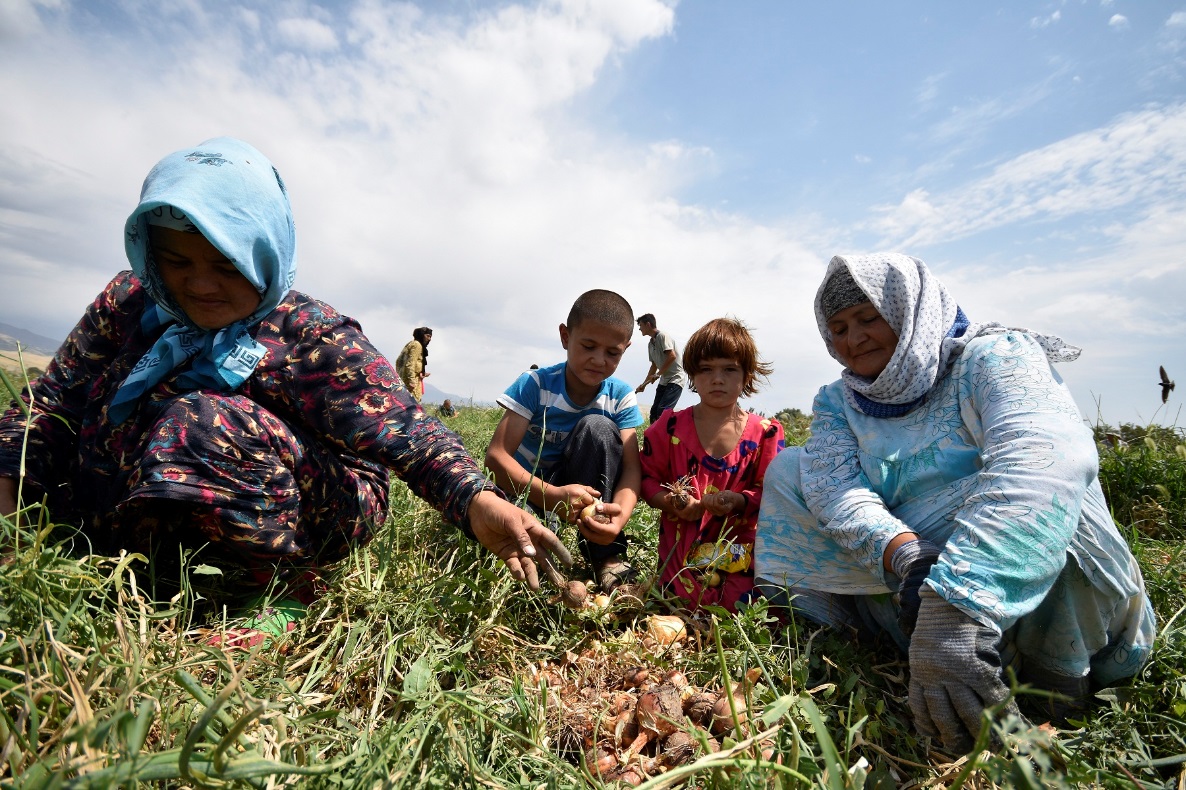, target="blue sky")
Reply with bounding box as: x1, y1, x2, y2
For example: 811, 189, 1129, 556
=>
1, 0, 1183, 425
